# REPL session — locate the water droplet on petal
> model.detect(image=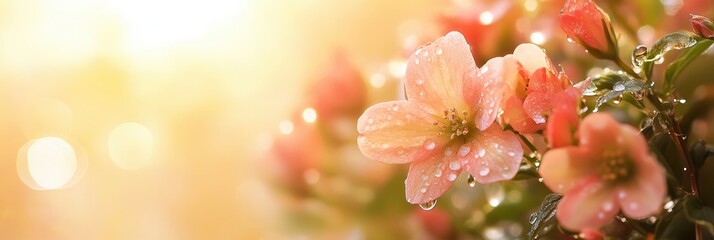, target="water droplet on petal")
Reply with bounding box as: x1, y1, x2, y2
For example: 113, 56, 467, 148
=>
434, 168, 443, 177
449, 161, 461, 170
415, 58, 420, 65
416, 79, 424, 85
423, 139, 436, 150
507, 150, 516, 157
458, 145, 471, 157
481, 66, 489, 74
436, 48, 443, 55
391, 104, 399, 111
447, 173, 457, 181
478, 148, 486, 157
479, 167, 490, 176
597, 212, 605, 219
381, 143, 390, 149
420, 187, 427, 193
629, 202, 638, 210
467, 174, 476, 187
537, 177, 543, 182
603, 201, 613, 211
419, 199, 437, 210
368, 118, 374, 124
